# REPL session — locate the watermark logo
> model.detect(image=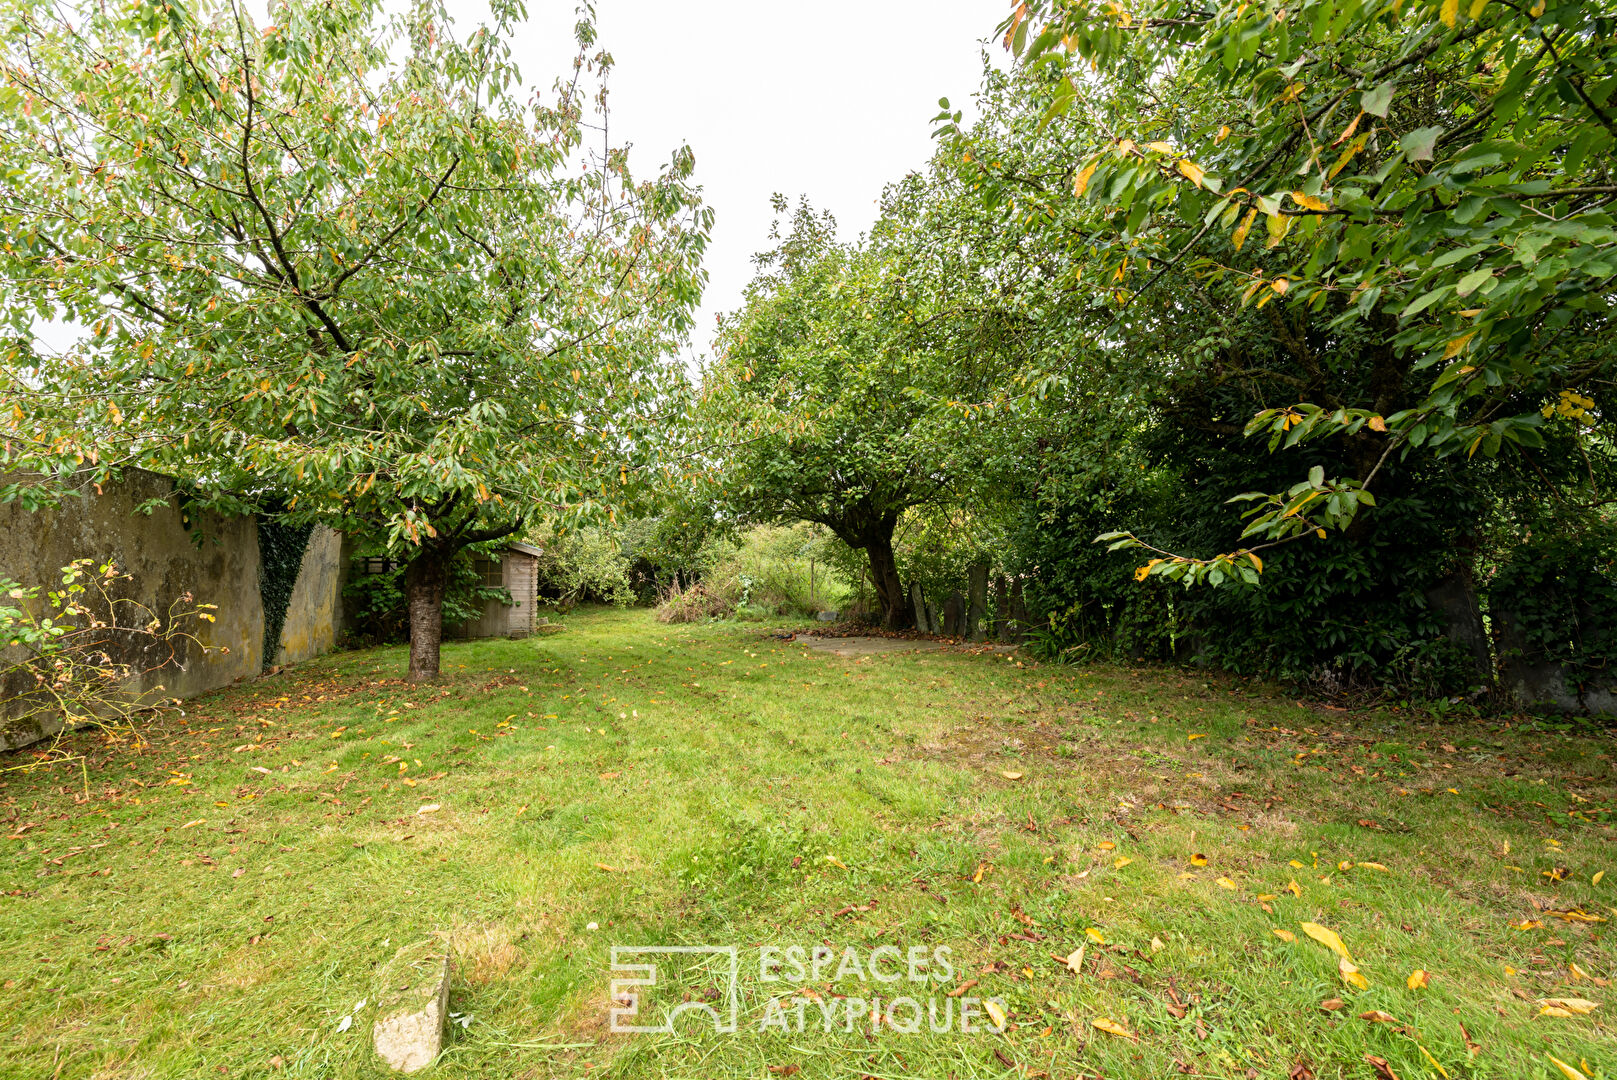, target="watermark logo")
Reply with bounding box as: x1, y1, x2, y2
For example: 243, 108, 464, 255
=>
609, 946, 740, 1034
608, 944, 1004, 1036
